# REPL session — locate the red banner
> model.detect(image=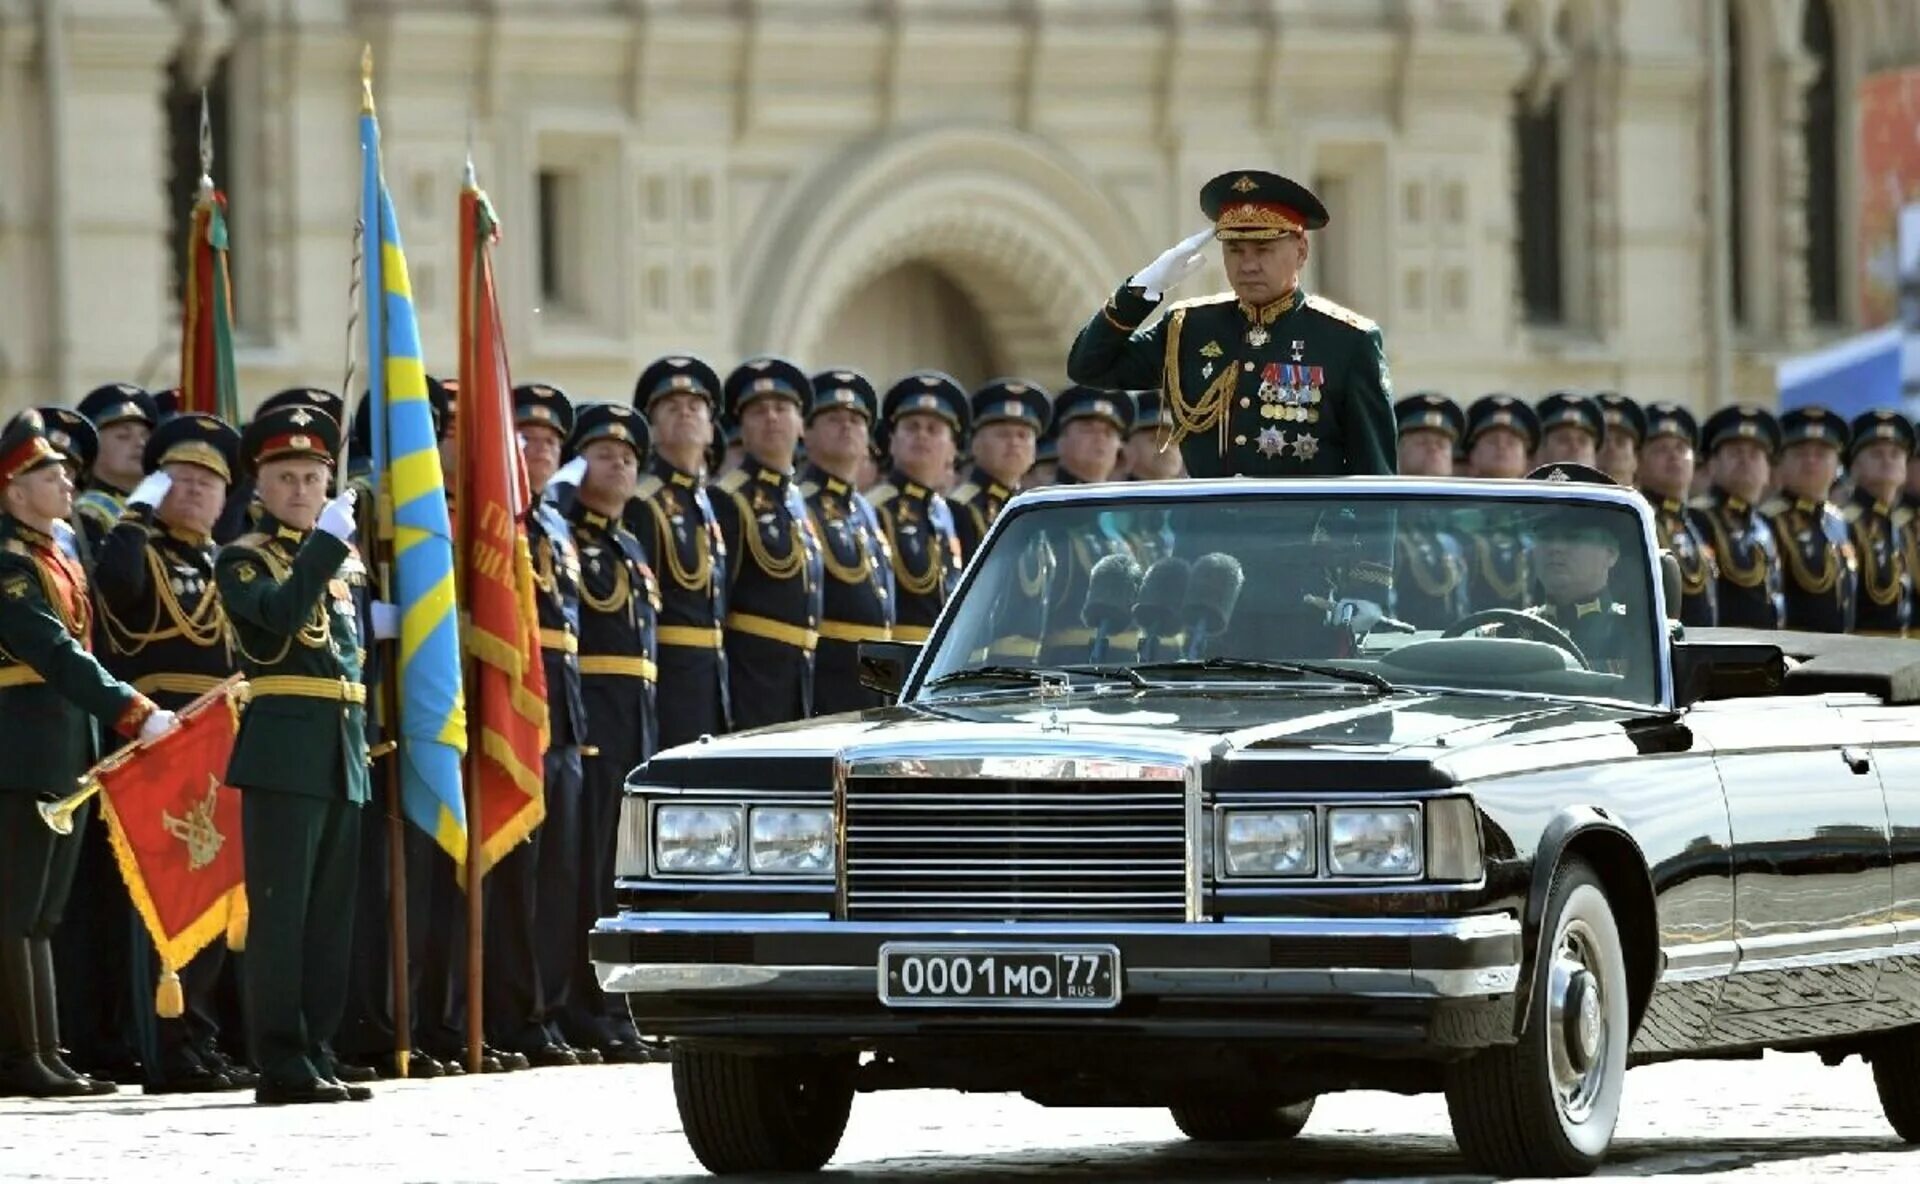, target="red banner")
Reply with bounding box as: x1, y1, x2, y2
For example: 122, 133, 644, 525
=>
90, 678, 248, 1002
178, 191, 240, 423
457, 174, 550, 876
